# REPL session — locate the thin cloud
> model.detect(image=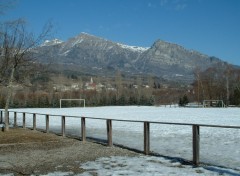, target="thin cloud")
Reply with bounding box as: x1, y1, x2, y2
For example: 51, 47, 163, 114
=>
159, 0, 188, 11
175, 3, 187, 10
